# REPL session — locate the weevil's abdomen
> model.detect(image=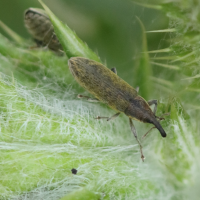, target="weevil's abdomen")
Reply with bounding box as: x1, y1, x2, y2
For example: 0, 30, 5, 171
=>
24, 8, 62, 52
68, 57, 138, 112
